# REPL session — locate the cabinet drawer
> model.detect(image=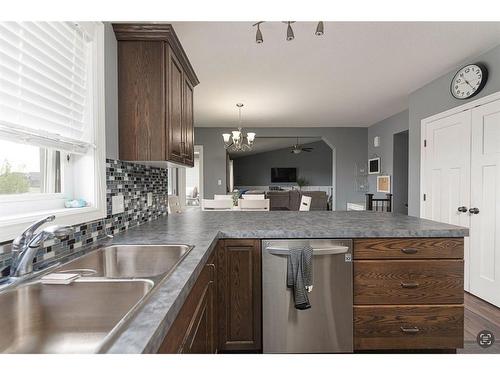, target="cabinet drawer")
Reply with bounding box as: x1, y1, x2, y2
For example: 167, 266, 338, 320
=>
353, 238, 463, 259
354, 260, 464, 305
354, 305, 464, 350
